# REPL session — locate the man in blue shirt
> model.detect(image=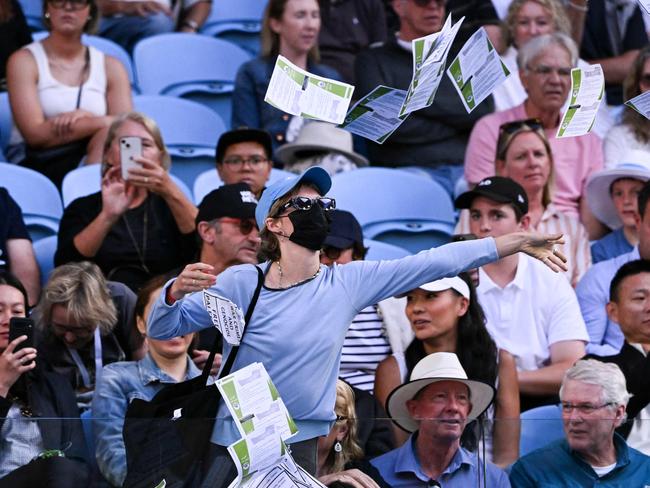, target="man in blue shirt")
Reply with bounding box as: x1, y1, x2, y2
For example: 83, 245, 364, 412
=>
577, 180, 650, 355
371, 352, 510, 487
510, 359, 650, 487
